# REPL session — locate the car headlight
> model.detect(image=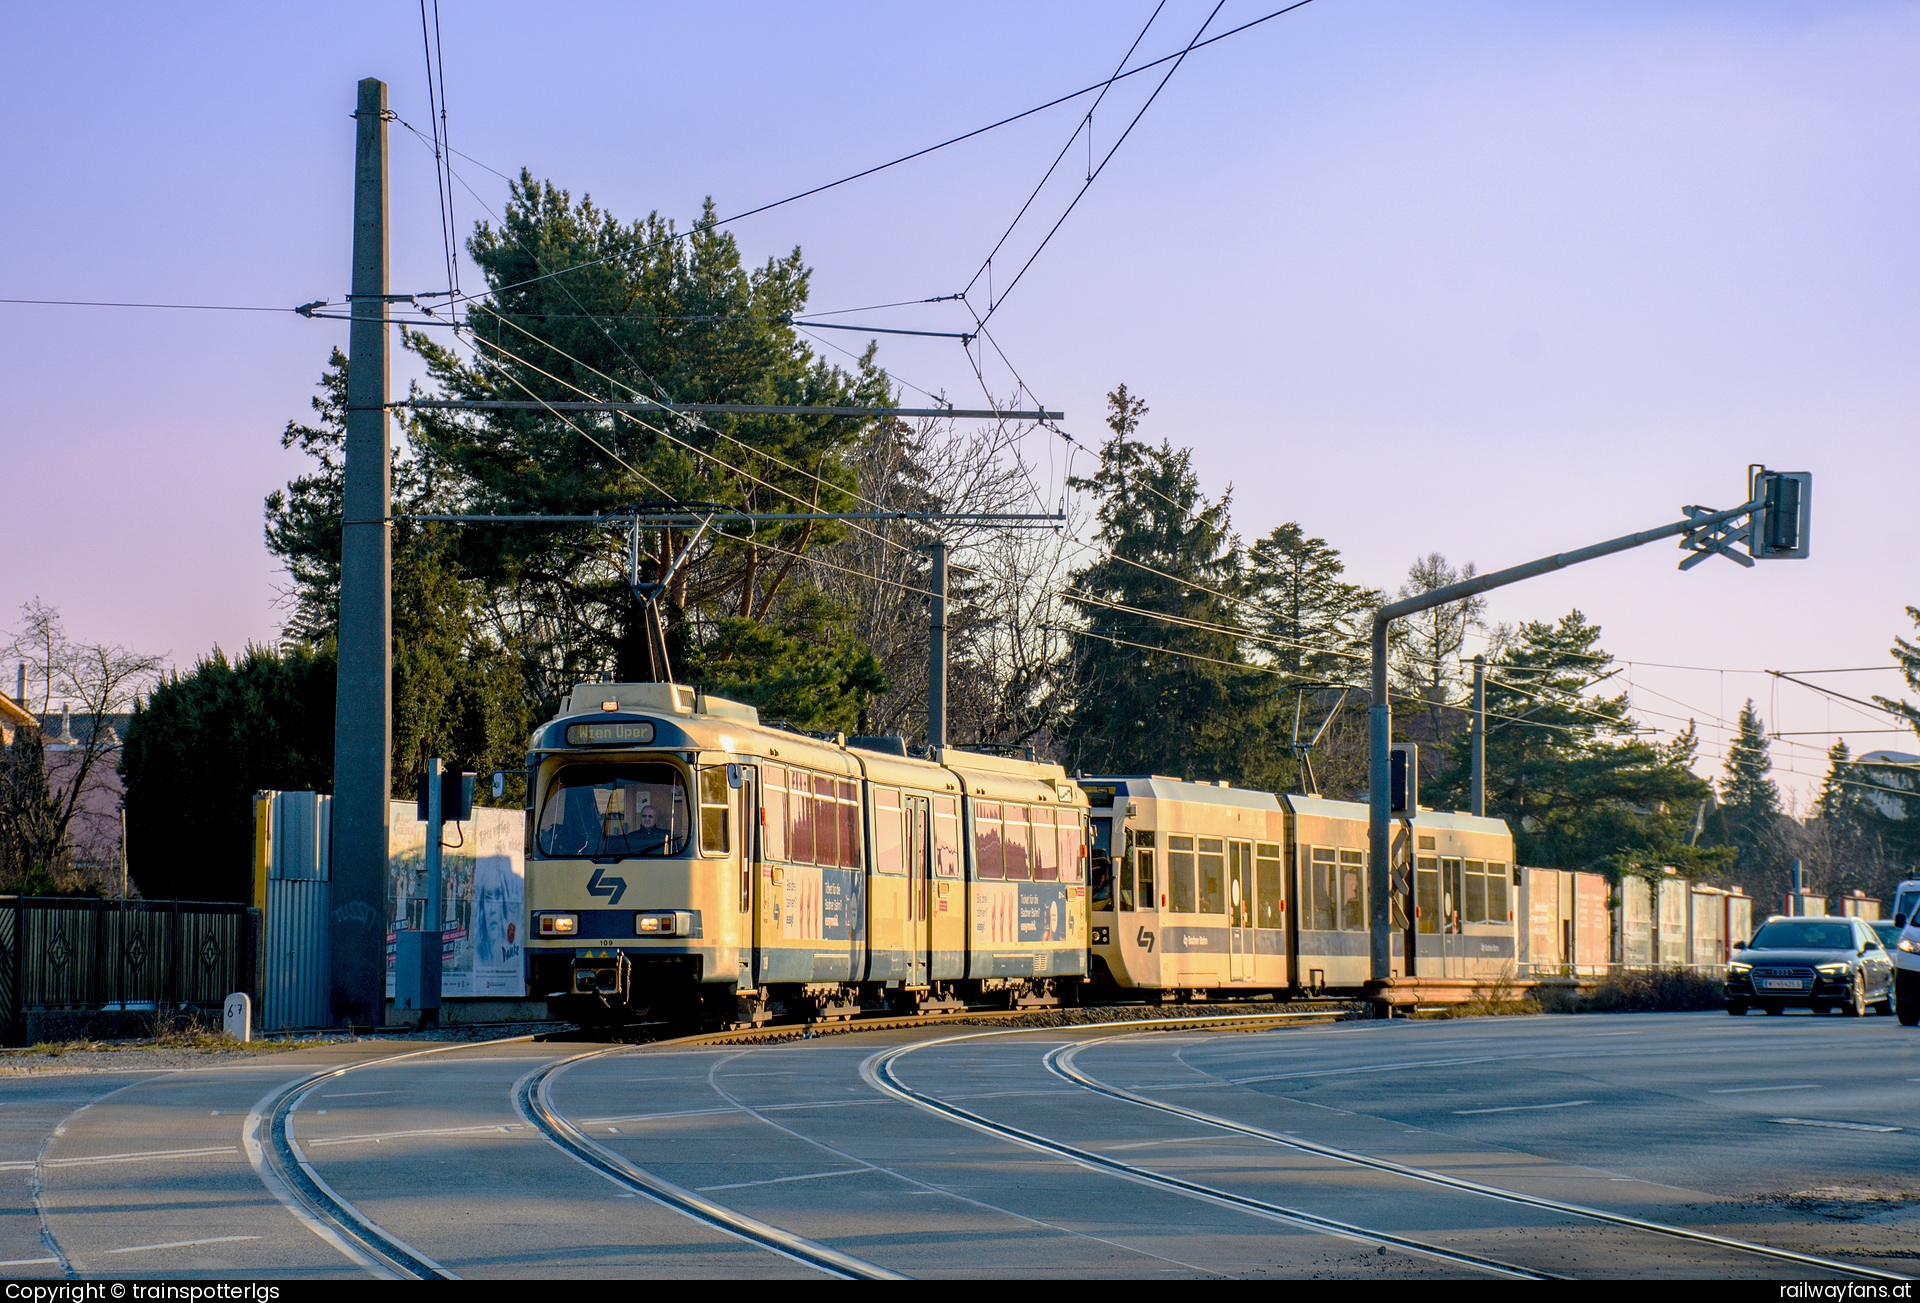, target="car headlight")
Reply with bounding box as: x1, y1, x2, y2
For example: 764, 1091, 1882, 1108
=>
1815, 963, 1849, 976
1900, 937, 1918, 954
1727, 962, 1751, 974
535, 912, 578, 937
